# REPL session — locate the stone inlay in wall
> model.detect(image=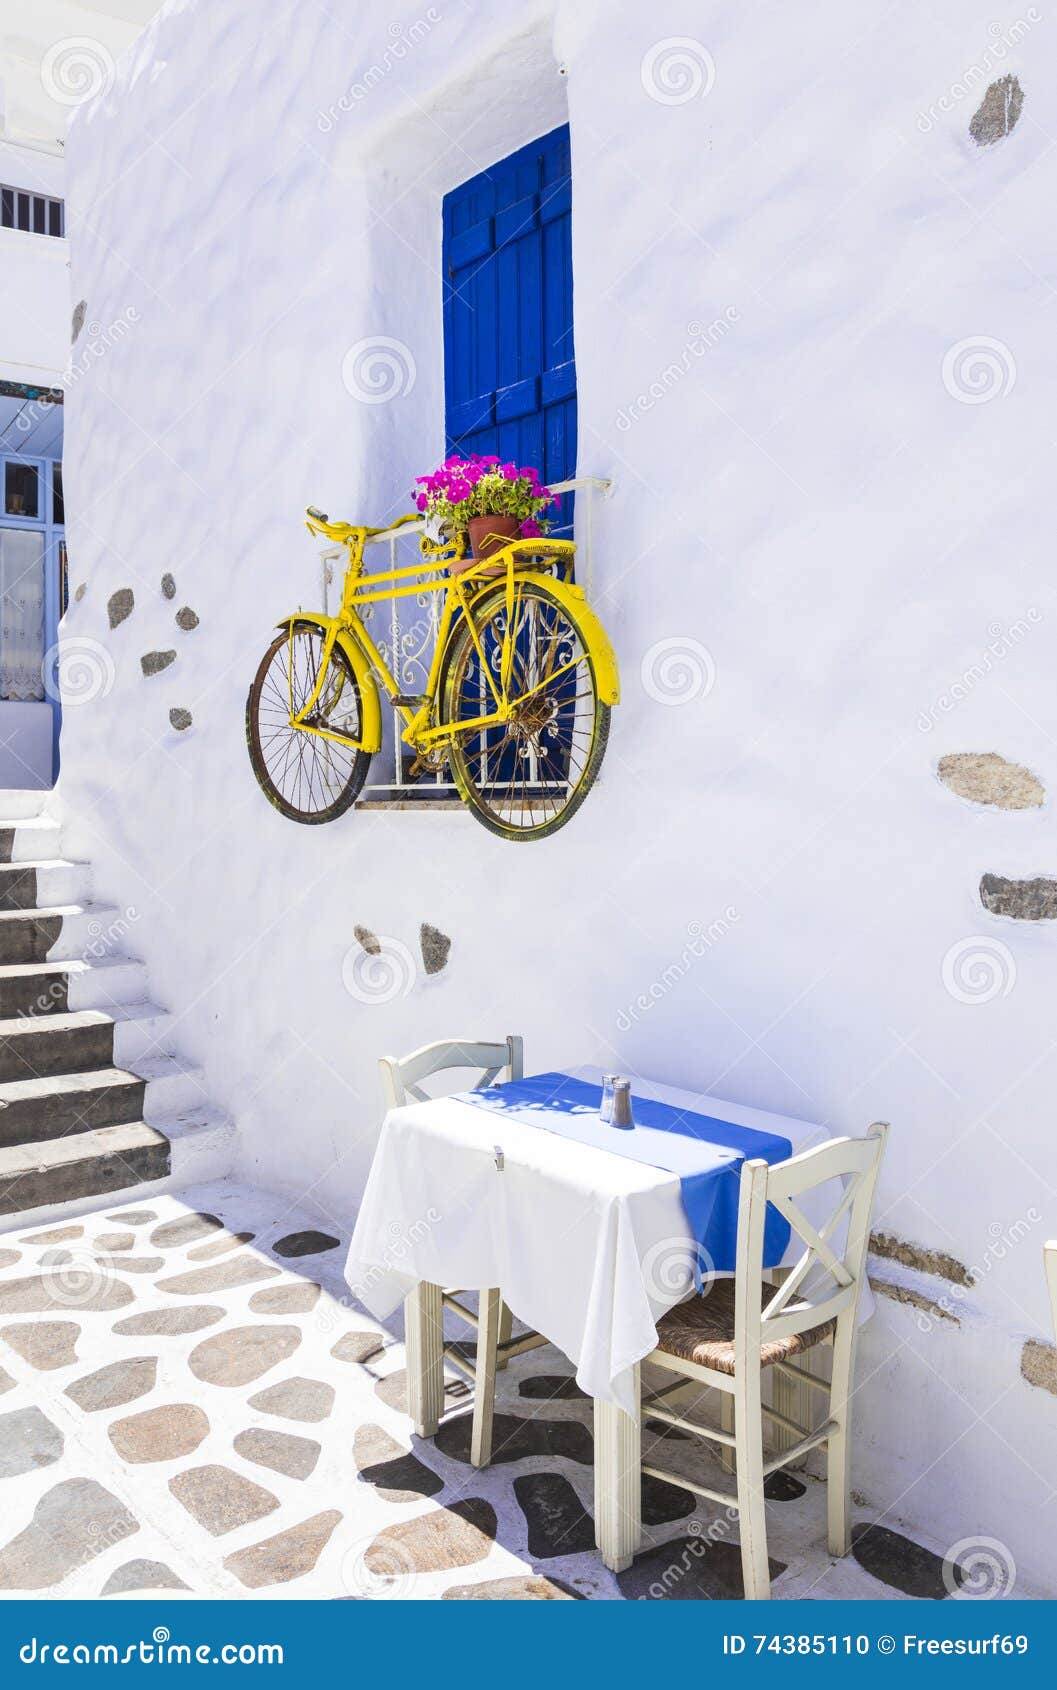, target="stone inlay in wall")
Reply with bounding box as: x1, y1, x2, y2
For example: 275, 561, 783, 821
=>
169, 708, 193, 731
0, 1479, 138, 1591
331, 1330, 384, 1365
161, 573, 176, 600
71, 300, 87, 342
851, 1522, 956, 1598
969, 74, 1024, 146
112, 1305, 223, 1337
979, 873, 1057, 920
102, 1559, 189, 1595
0, 1406, 64, 1478
617, 1536, 785, 1601
65, 1356, 157, 1413
514, 1472, 594, 1558
107, 590, 134, 630
1021, 1338, 1057, 1395
354, 925, 380, 956
249, 1282, 320, 1314
186, 1231, 254, 1263
272, 1231, 339, 1259
0, 1275, 132, 1316
176, 607, 199, 630
365, 1499, 496, 1578
224, 1511, 341, 1589
937, 752, 1043, 810
141, 650, 176, 677
189, 1323, 301, 1388
108, 1403, 210, 1464
870, 1232, 973, 1287
435, 1410, 593, 1467
1, 1321, 80, 1371
420, 923, 451, 976
155, 1257, 280, 1296
169, 1465, 280, 1537
442, 1574, 575, 1600
247, 1377, 335, 1424
233, 1428, 321, 1481
354, 1423, 444, 1503
871, 1276, 957, 1324
151, 1213, 223, 1249
74, 583, 87, 602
